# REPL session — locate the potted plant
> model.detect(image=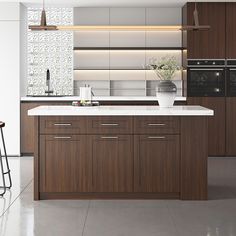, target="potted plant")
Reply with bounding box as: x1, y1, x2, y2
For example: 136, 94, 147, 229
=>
148, 56, 181, 108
